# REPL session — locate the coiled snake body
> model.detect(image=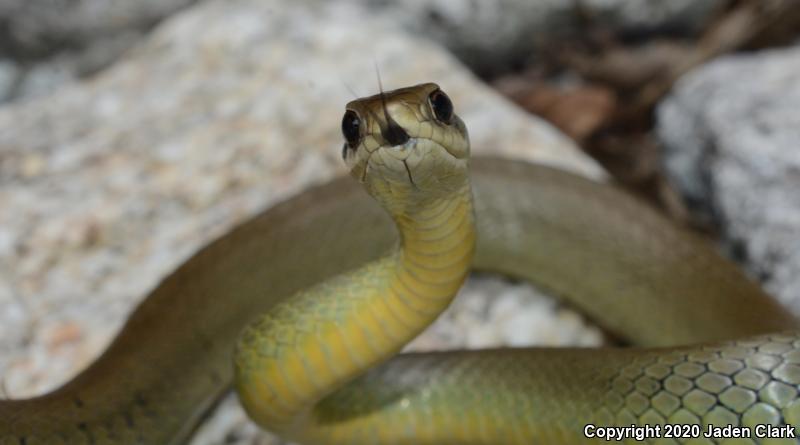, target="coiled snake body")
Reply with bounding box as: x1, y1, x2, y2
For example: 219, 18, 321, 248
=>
2, 83, 799, 444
